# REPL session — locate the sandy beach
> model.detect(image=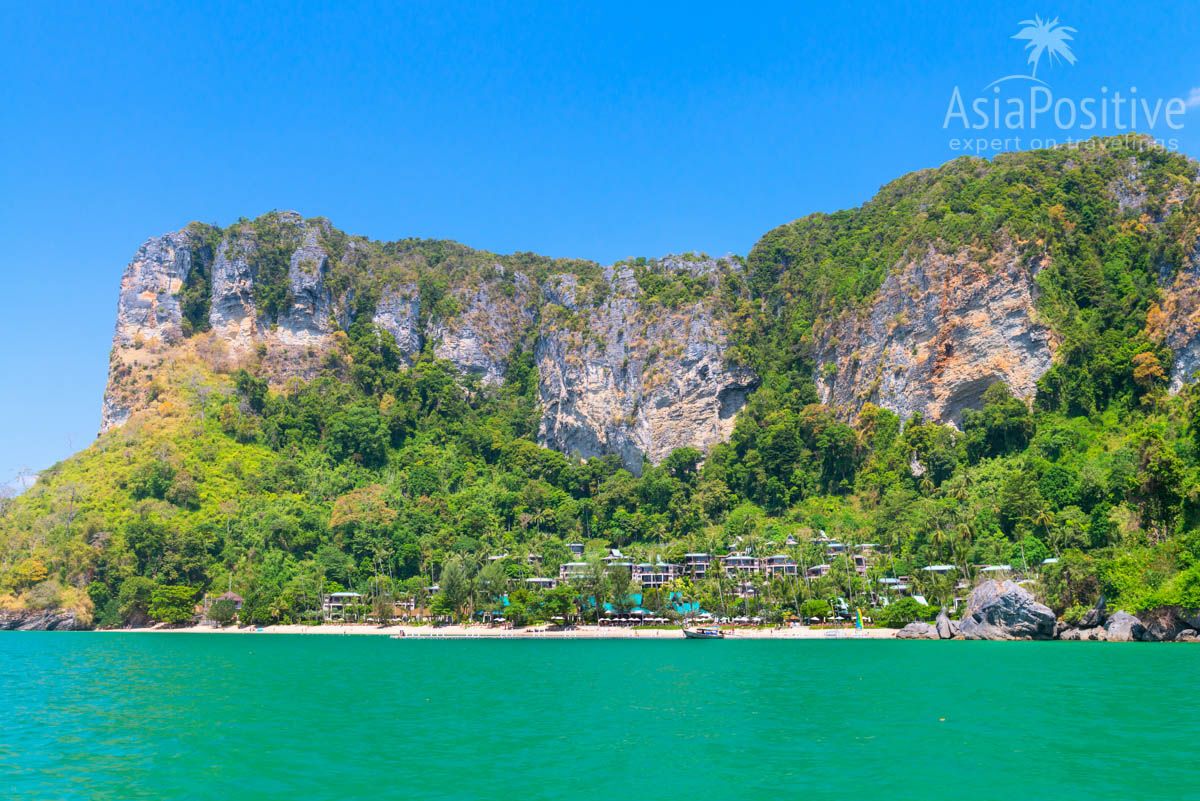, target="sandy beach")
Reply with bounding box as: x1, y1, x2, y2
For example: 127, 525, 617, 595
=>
105, 623, 900, 639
